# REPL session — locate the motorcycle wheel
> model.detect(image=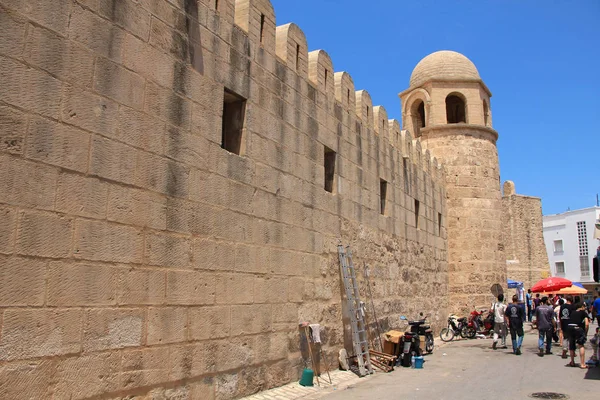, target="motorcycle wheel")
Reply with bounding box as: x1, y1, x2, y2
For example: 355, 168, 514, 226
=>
425, 334, 434, 353
463, 326, 476, 339
440, 327, 454, 342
